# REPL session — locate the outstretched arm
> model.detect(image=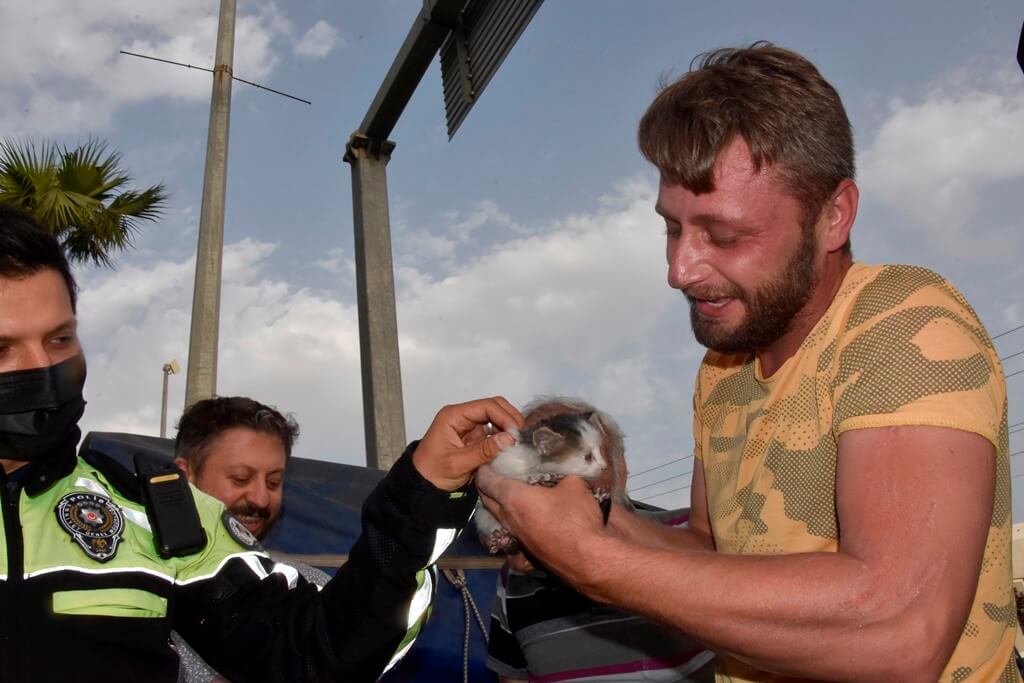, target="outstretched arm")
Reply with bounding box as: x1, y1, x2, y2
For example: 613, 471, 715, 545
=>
478, 425, 995, 681
177, 397, 524, 682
